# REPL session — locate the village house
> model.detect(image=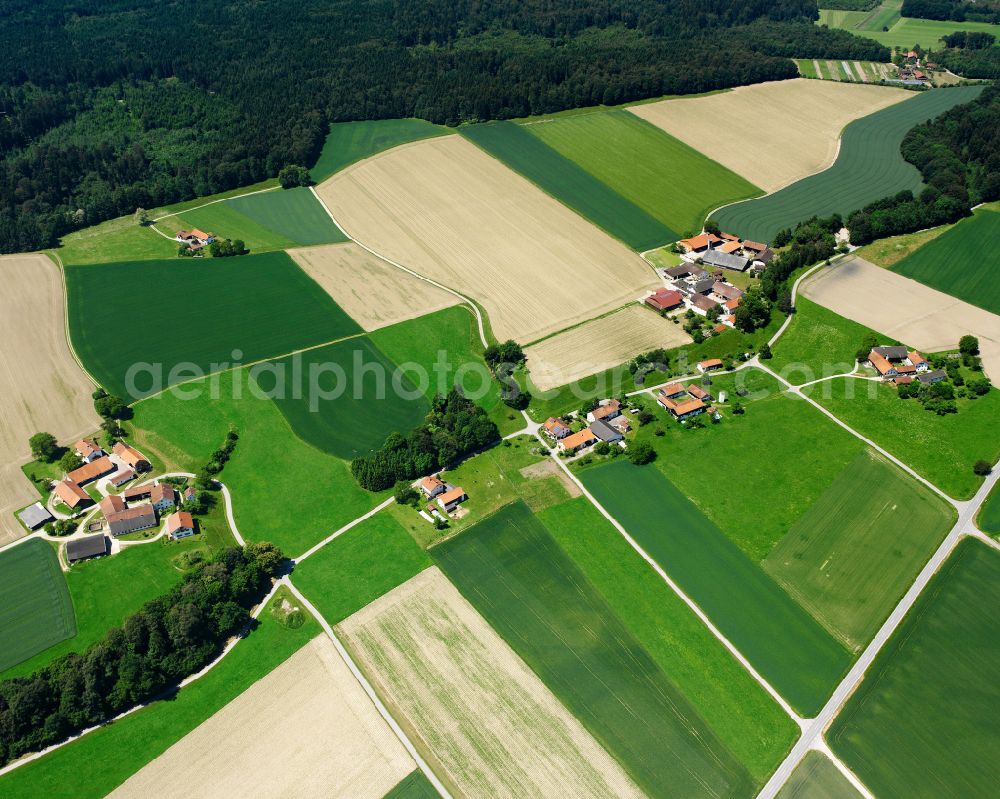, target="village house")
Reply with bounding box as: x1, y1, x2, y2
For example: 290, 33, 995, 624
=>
717, 240, 743, 255
868, 346, 929, 380
689, 294, 721, 315
150, 484, 178, 512
656, 390, 707, 421
99, 494, 126, 516
917, 369, 947, 385
18, 502, 53, 530
67, 456, 115, 486
751, 248, 775, 270
697, 358, 724, 373
659, 382, 687, 400
543, 417, 573, 440
687, 383, 712, 402
608, 414, 631, 434
741, 240, 769, 258
109, 468, 135, 488
164, 511, 197, 540
75, 439, 105, 463
107, 504, 157, 537
54, 479, 92, 510
664, 264, 709, 283
66, 535, 110, 564
175, 228, 215, 246
710, 281, 743, 305
113, 442, 151, 472
677, 233, 723, 254
587, 399, 622, 423
123, 483, 153, 502
184, 485, 198, 504
559, 428, 597, 454
419, 475, 446, 498
589, 419, 623, 444
645, 288, 684, 312
437, 487, 467, 513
